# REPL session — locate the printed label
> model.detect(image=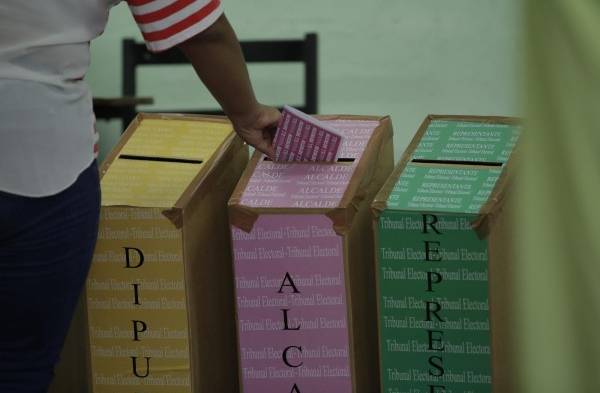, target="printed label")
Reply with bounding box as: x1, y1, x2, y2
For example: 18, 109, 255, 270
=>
87, 207, 191, 393
377, 211, 492, 393
241, 120, 378, 208
232, 215, 352, 393
121, 118, 231, 161
387, 165, 502, 214
101, 160, 203, 208
102, 118, 231, 207
412, 120, 520, 163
